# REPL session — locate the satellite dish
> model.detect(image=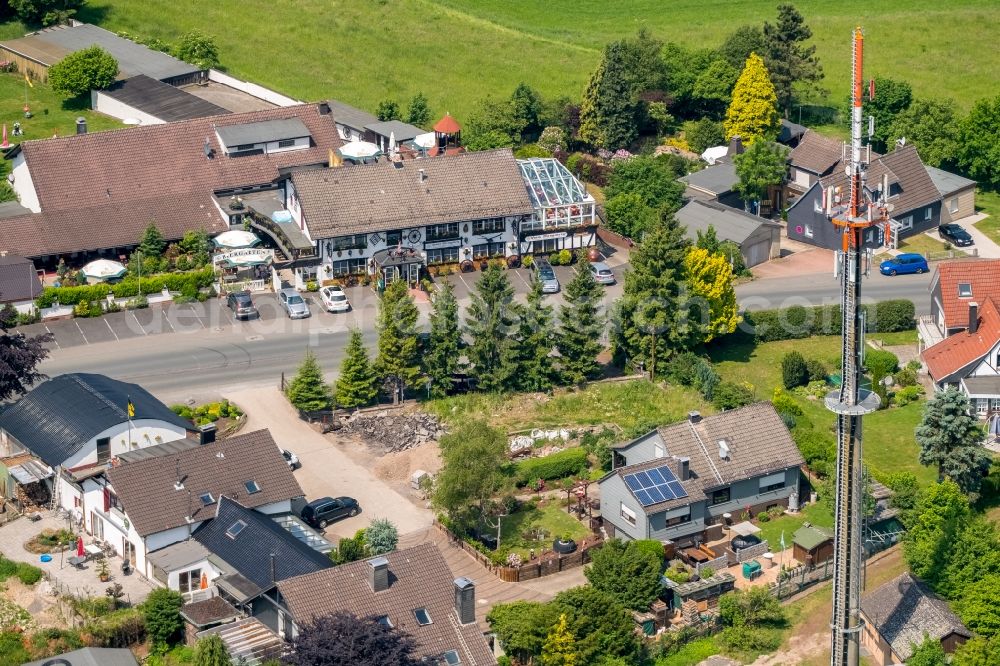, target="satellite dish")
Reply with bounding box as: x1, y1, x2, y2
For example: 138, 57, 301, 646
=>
886, 203, 895, 212
122, 118, 141, 125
